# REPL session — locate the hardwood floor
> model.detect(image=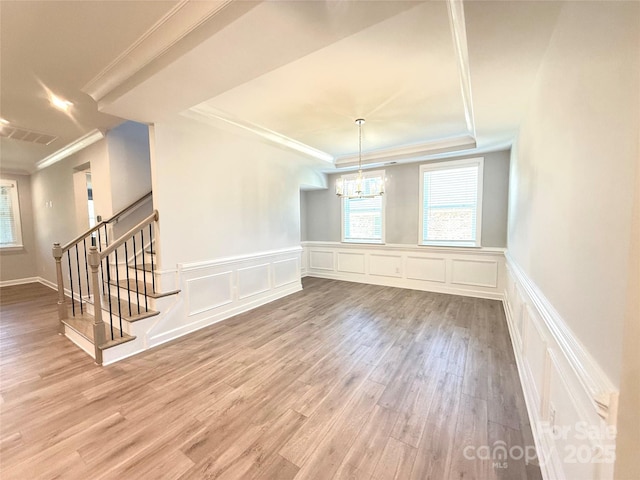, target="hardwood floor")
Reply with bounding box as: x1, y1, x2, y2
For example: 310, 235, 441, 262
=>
0, 278, 541, 480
